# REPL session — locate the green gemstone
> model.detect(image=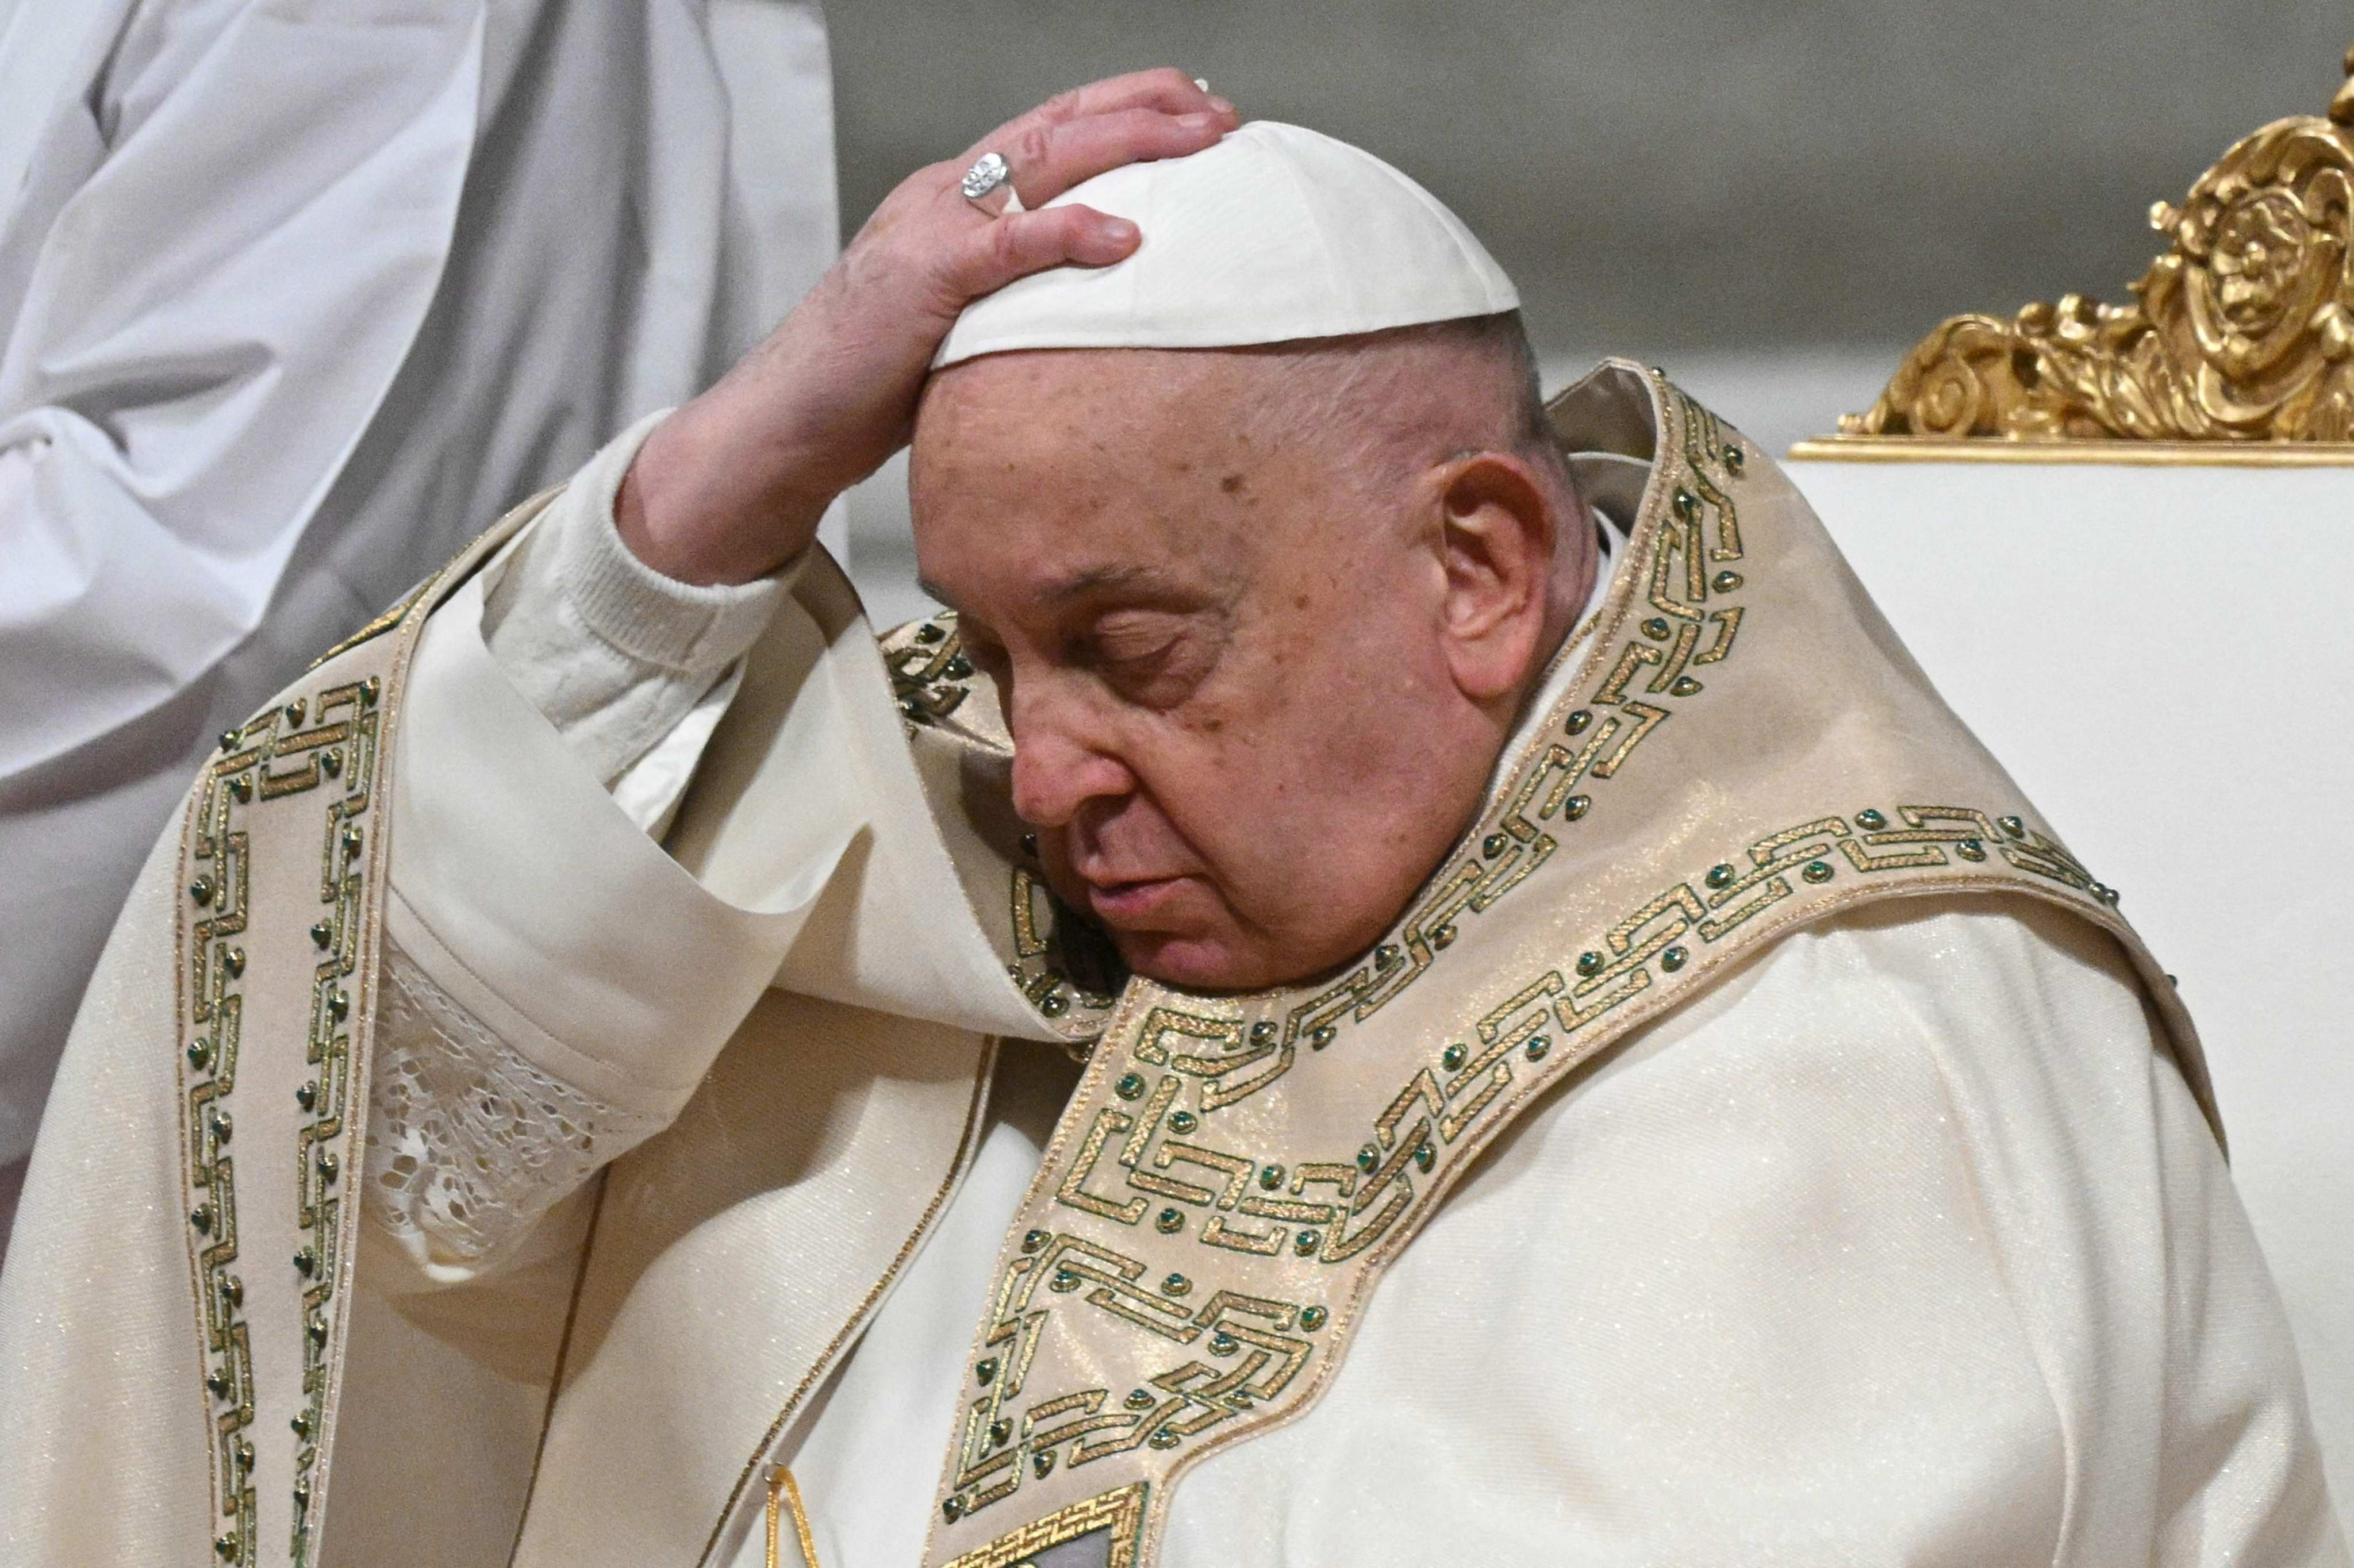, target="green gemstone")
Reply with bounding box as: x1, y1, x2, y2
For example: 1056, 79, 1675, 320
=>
1563, 794, 1591, 820
317, 1152, 339, 1184
1712, 570, 1744, 593
284, 701, 305, 726
1414, 1143, 1435, 1171
360, 676, 381, 705
1802, 860, 1834, 884
1565, 709, 1593, 736
1126, 1388, 1157, 1411
1149, 1426, 1180, 1449
1019, 832, 1038, 857
1115, 1073, 1145, 1100
191, 1205, 213, 1233
206, 1371, 231, 1398
1524, 1036, 1551, 1062
1258, 1165, 1284, 1190
1161, 1273, 1191, 1296
189, 877, 214, 906
943, 654, 974, 679
221, 1276, 242, 1306
1033, 1451, 1056, 1478
1168, 1110, 1197, 1135
989, 1419, 1012, 1446
1309, 1025, 1336, 1050
1211, 1332, 1237, 1355
187, 1040, 211, 1072
898, 699, 924, 721
215, 1534, 237, 1559
942, 1496, 964, 1522
1956, 837, 1987, 862
1355, 1144, 1378, 1171
291, 1412, 311, 1439
1156, 1208, 1184, 1235
1642, 617, 1671, 641
1998, 815, 2026, 839
1706, 863, 1735, 889
1661, 945, 1689, 973
294, 1247, 316, 1276
1482, 833, 1508, 859
1856, 809, 1887, 831
340, 824, 361, 854
295, 1082, 316, 1111
218, 732, 240, 754
1669, 677, 1702, 697
976, 1357, 997, 1384
210, 1110, 233, 1143
1051, 1268, 1080, 1291
1724, 444, 1746, 473
319, 750, 340, 778
1293, 1229, 1321, 1256
327, 990, 349, 1021
221, 947, 244, 977
1038, 991, 1068, 1017
1431, 923, 1457, 949
1373, 944, 1399, 971
309, 921, 332, 949
1441, 1043, 1468, 1071
1673, 489, 1698, 519
307, 1317, 328, 1346
1250, 1021, 1277, 1044
916, 622, 945, 644
230, 775, 253, 800
1299, 1305, 1329, 1331
1576, 951, 1604, 977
